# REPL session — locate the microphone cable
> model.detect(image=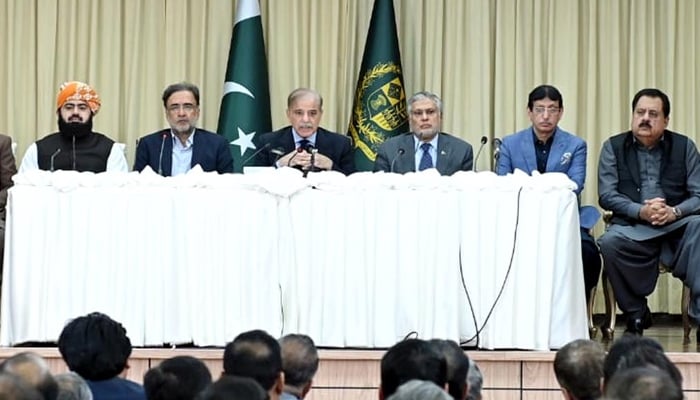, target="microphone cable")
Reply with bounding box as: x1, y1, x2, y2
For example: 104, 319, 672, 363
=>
459, 186, 523, 348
